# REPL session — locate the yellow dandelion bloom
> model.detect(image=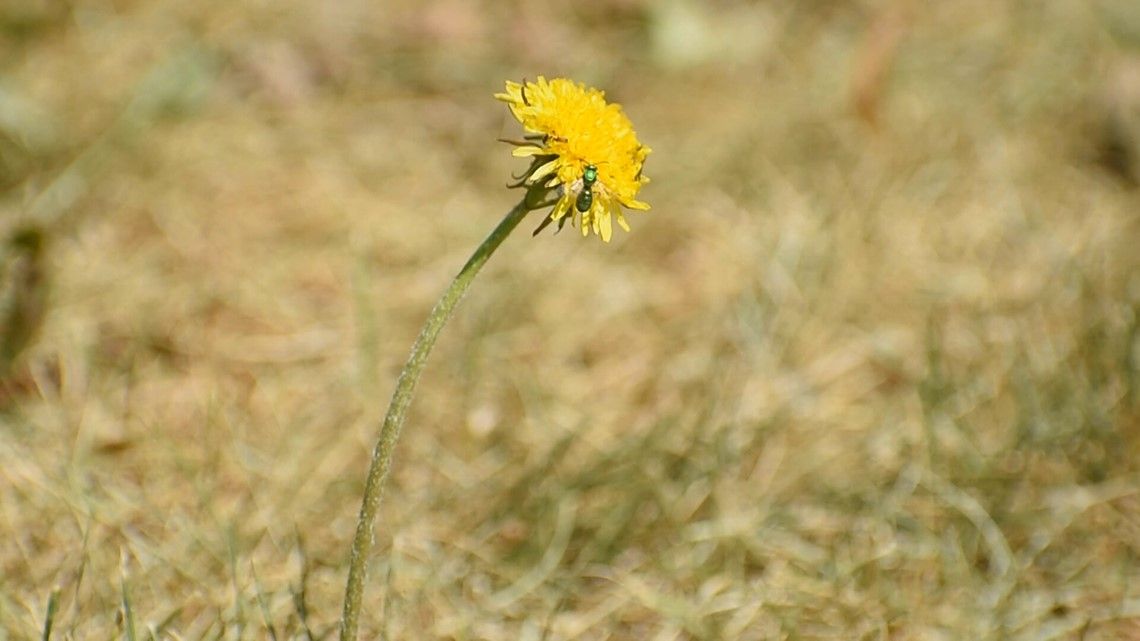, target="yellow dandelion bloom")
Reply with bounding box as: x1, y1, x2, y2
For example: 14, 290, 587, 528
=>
496, 76, 650, 242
